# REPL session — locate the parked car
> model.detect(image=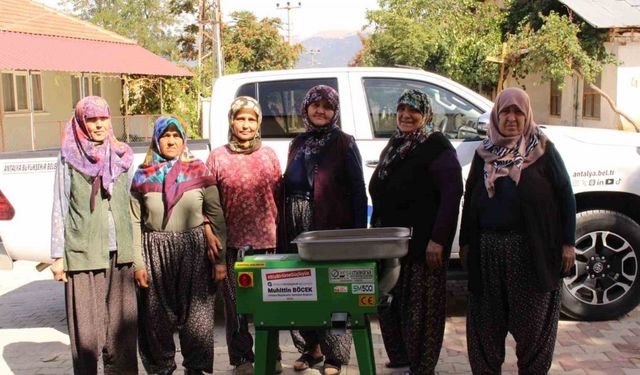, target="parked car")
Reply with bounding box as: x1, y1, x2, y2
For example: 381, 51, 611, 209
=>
2, 67, 639, 321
